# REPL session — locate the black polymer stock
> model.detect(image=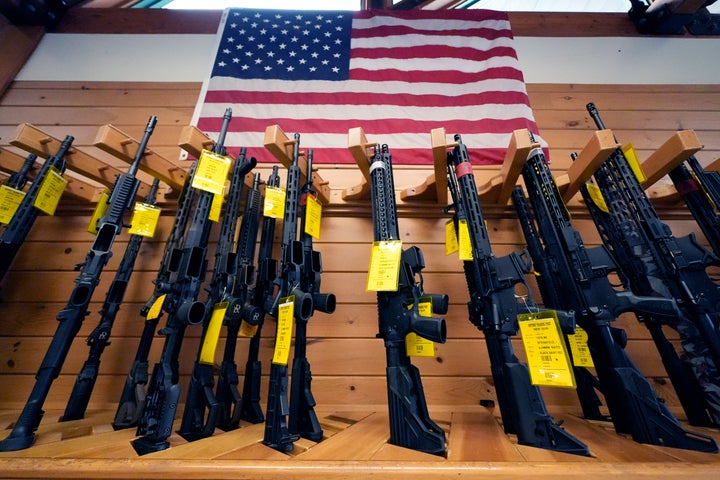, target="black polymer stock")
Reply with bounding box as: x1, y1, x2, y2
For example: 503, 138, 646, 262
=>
237, 165, 281, 426
177, 147, 259, 442
0, 117, 156, 452
288, 149, 336, 442
512, 140, 718, 452
60, 177, 161, 422
212, 170, 264, 431
670, 155, 720, 257
580, 168, 719, 427
263, 133, 312, 453
370, 144, 447, 456
0, 138, 72, 286
445, 135, 589, 455
586, 103, 720, 426
132, 108, 255, 455
112, 162, 197, 431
